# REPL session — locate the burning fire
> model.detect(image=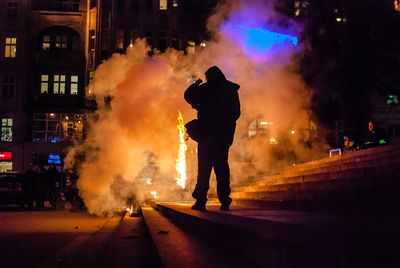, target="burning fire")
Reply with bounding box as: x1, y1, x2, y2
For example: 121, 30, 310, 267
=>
126, 206, 134, 214
175, 111, 187, 188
